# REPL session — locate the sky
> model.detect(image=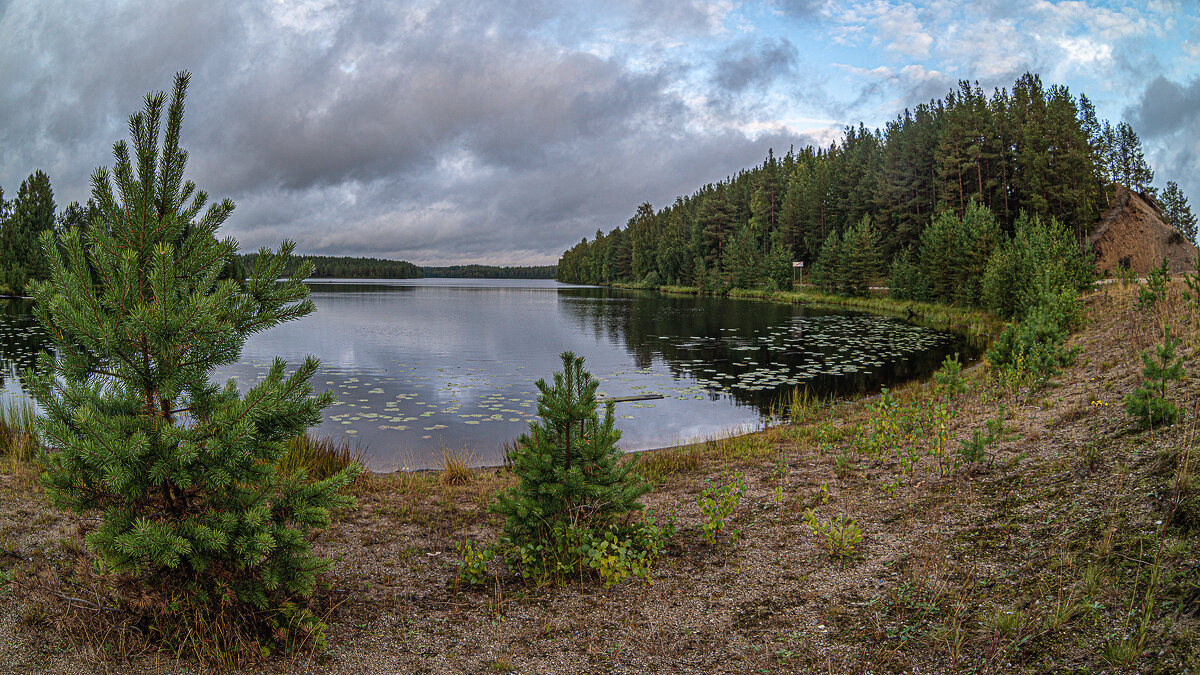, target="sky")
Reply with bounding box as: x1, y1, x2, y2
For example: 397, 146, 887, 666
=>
0, 1, 1197, 266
